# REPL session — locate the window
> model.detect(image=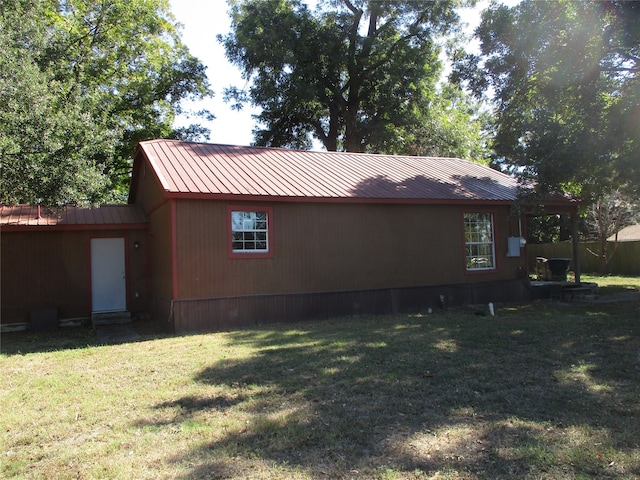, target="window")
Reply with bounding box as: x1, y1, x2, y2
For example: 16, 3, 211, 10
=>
464, 212, 495, 271
229, 209, 271, 256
